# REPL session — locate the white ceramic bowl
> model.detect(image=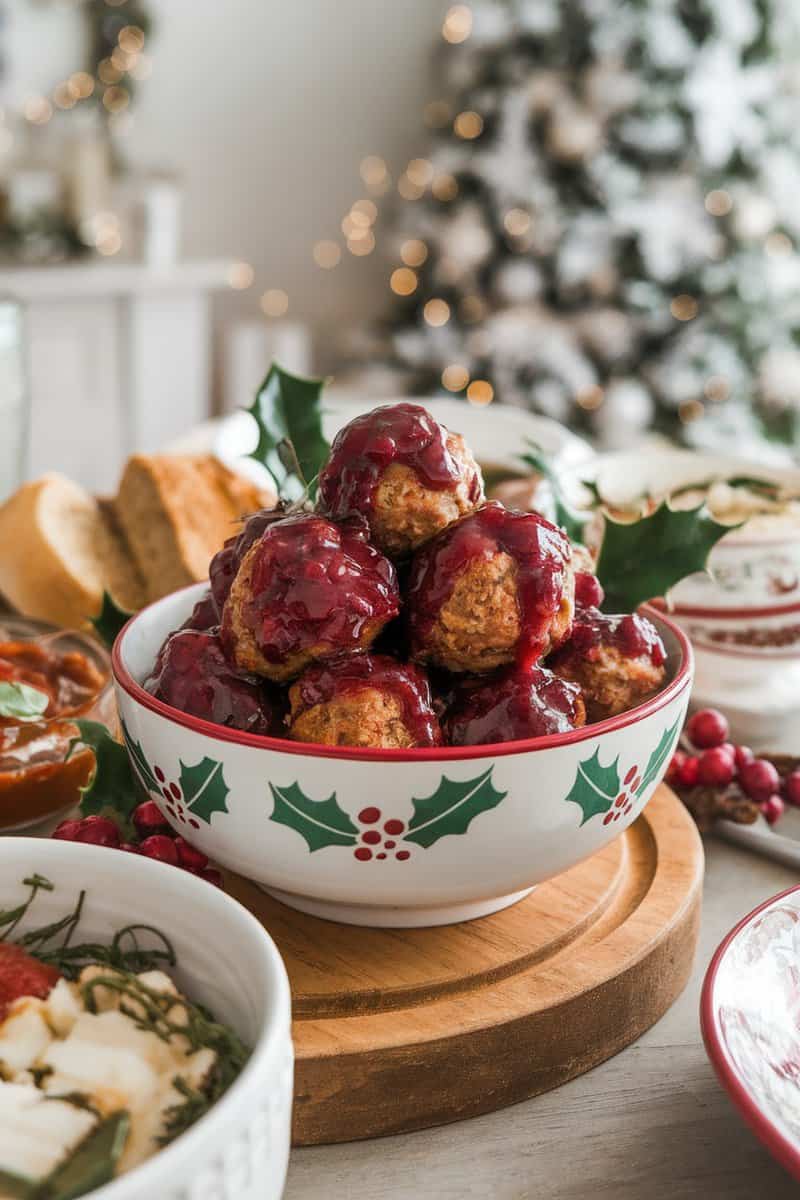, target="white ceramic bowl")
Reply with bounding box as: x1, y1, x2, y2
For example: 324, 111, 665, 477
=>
570, 449, 800, 748
113, 585, 693, 929
0, 838, 293, 1200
